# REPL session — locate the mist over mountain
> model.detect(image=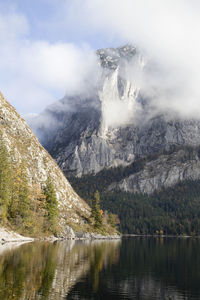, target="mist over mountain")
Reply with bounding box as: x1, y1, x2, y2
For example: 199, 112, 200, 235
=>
26, 44, 200, 235
28, 45, 200, 181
